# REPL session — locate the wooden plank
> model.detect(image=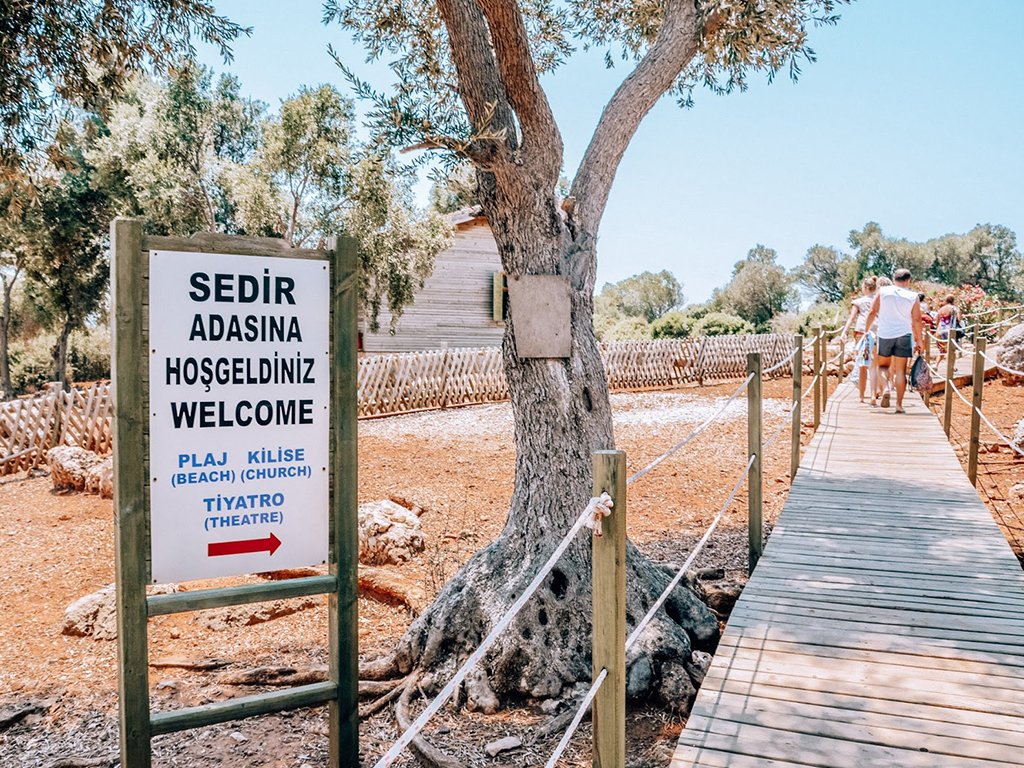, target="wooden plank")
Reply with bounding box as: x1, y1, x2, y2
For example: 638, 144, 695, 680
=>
147, 575, 337, 616
150, 682, 337, 735
112, 218, 151, 767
